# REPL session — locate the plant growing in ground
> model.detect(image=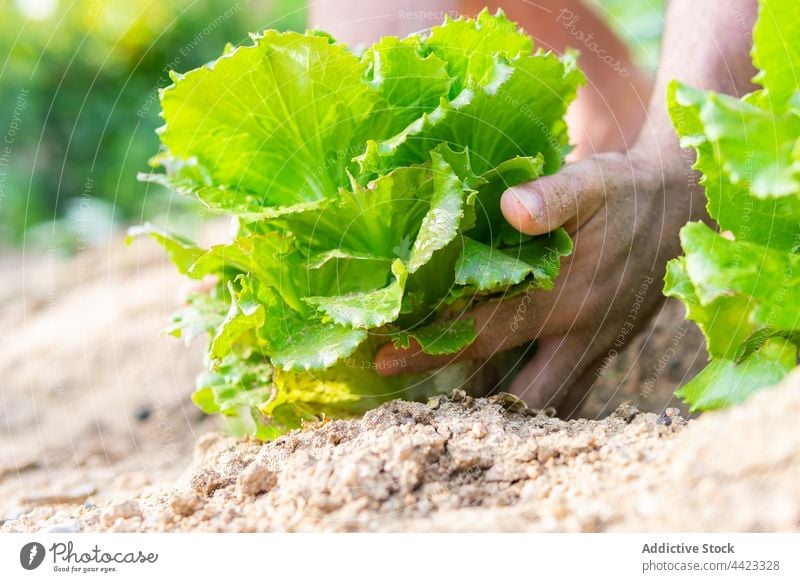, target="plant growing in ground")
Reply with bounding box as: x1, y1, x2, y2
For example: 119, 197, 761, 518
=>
131, 10, 584, 438
665, 0, 800, 411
